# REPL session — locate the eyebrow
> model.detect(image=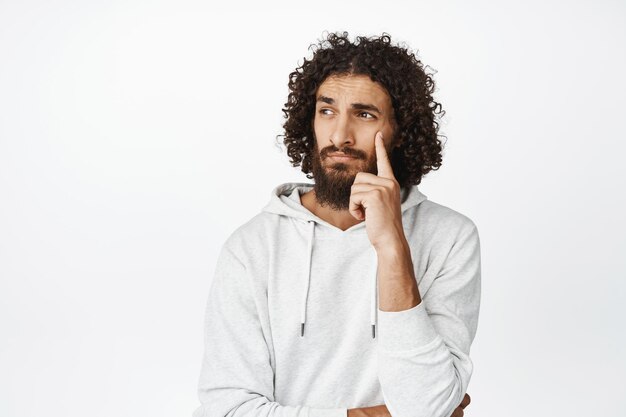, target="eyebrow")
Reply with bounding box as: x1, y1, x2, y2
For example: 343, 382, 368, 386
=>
316, 95, 383, 114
